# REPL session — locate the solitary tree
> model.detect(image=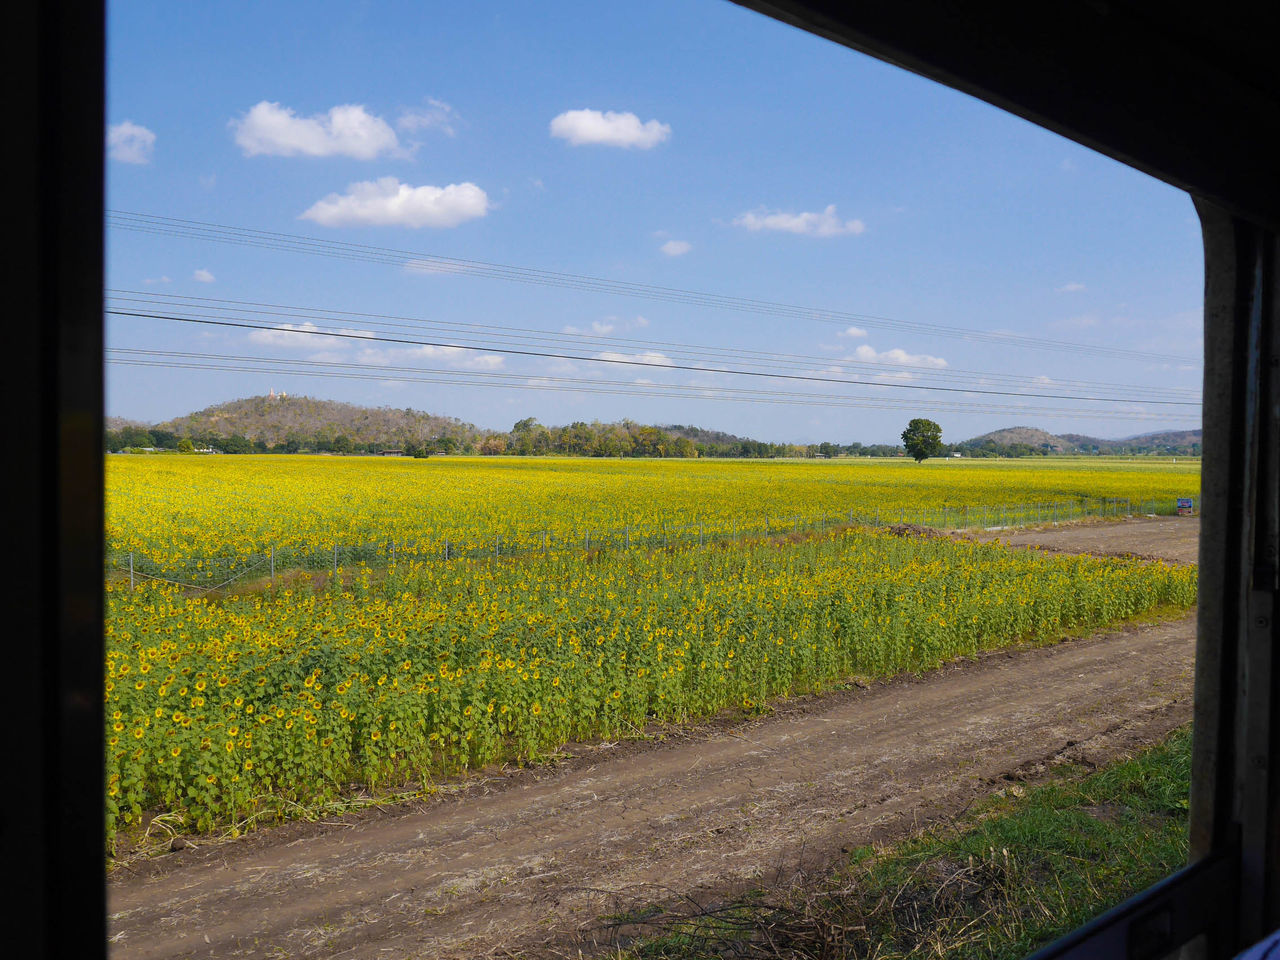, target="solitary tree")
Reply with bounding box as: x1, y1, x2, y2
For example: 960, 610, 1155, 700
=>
901, 418, 944, 462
